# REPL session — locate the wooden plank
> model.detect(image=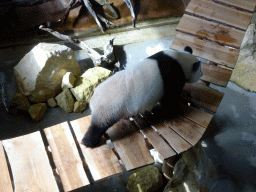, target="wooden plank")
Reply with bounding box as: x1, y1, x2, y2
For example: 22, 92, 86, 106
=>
70, 116, 123, 181
44, 122, 90, 192
107, 119, 154, 171
171, 32, 239, 68
133, 115, 177, 160
180, 103, 213, 128
0, 141, 13, 192
176, 14, 245, 49
2, 132, 59, 192
201, 62, 233, 87
186, 0, 252, 30
164, 116, 206, 146
151, 122, 192, 154
181, 83, 224, 112
215, 0, 256, 12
